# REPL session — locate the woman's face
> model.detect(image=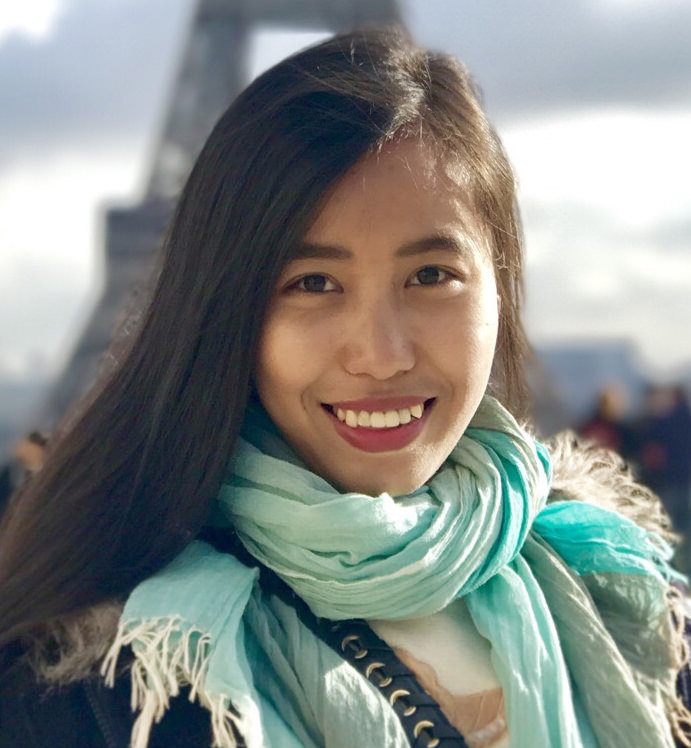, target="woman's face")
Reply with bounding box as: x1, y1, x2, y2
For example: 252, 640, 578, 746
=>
255, 140, 499, 496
